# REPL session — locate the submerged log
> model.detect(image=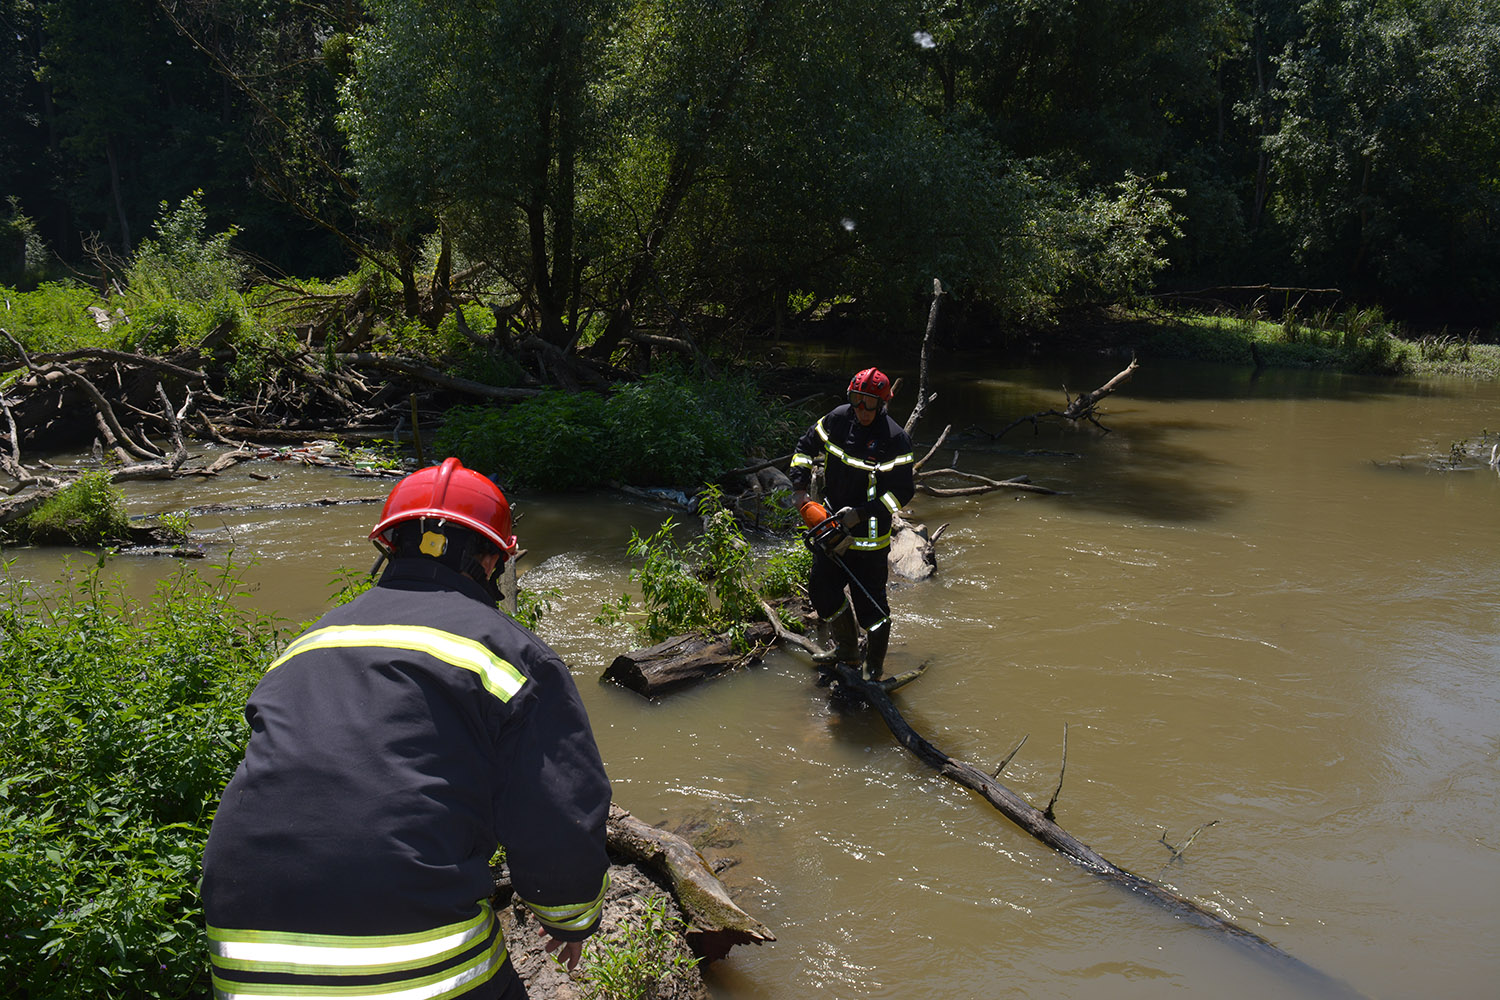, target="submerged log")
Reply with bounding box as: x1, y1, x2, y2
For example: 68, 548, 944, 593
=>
816, 659, 1366, 998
